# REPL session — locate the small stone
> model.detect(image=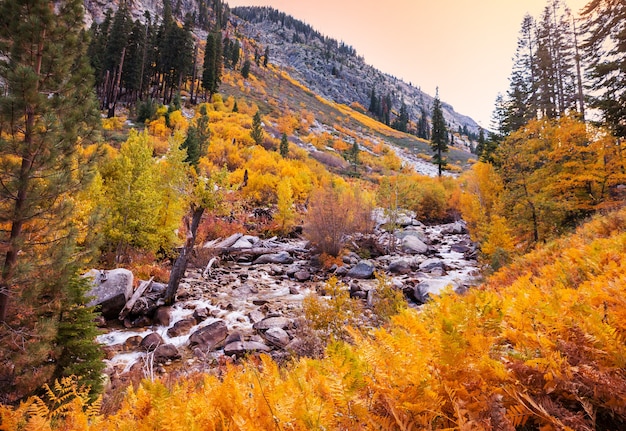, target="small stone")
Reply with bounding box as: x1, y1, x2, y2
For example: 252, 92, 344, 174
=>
294, 270, 311, 282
